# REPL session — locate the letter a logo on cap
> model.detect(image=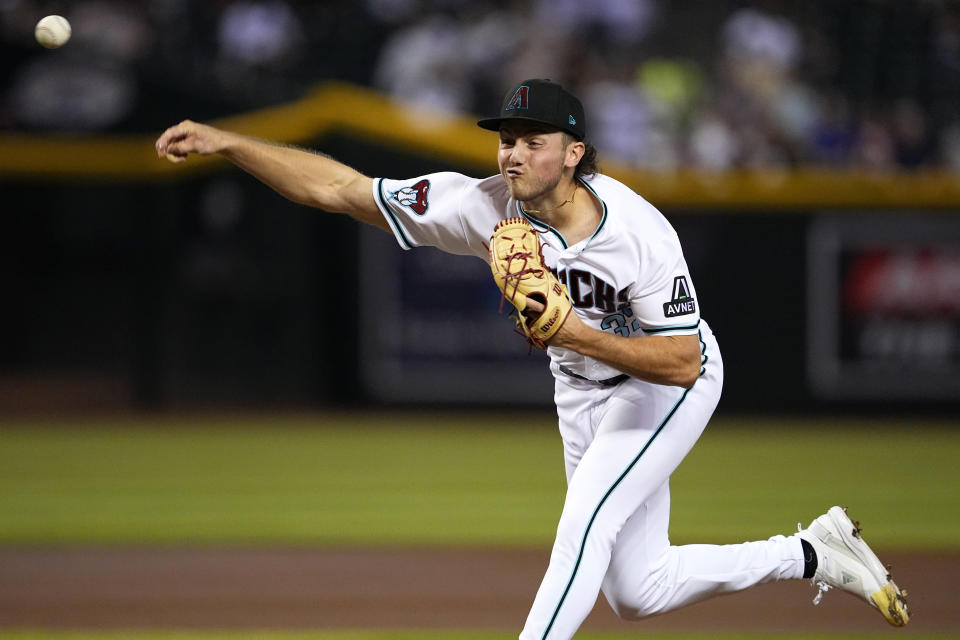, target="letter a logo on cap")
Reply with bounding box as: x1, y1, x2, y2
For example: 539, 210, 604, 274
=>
505, 85, 529, 111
